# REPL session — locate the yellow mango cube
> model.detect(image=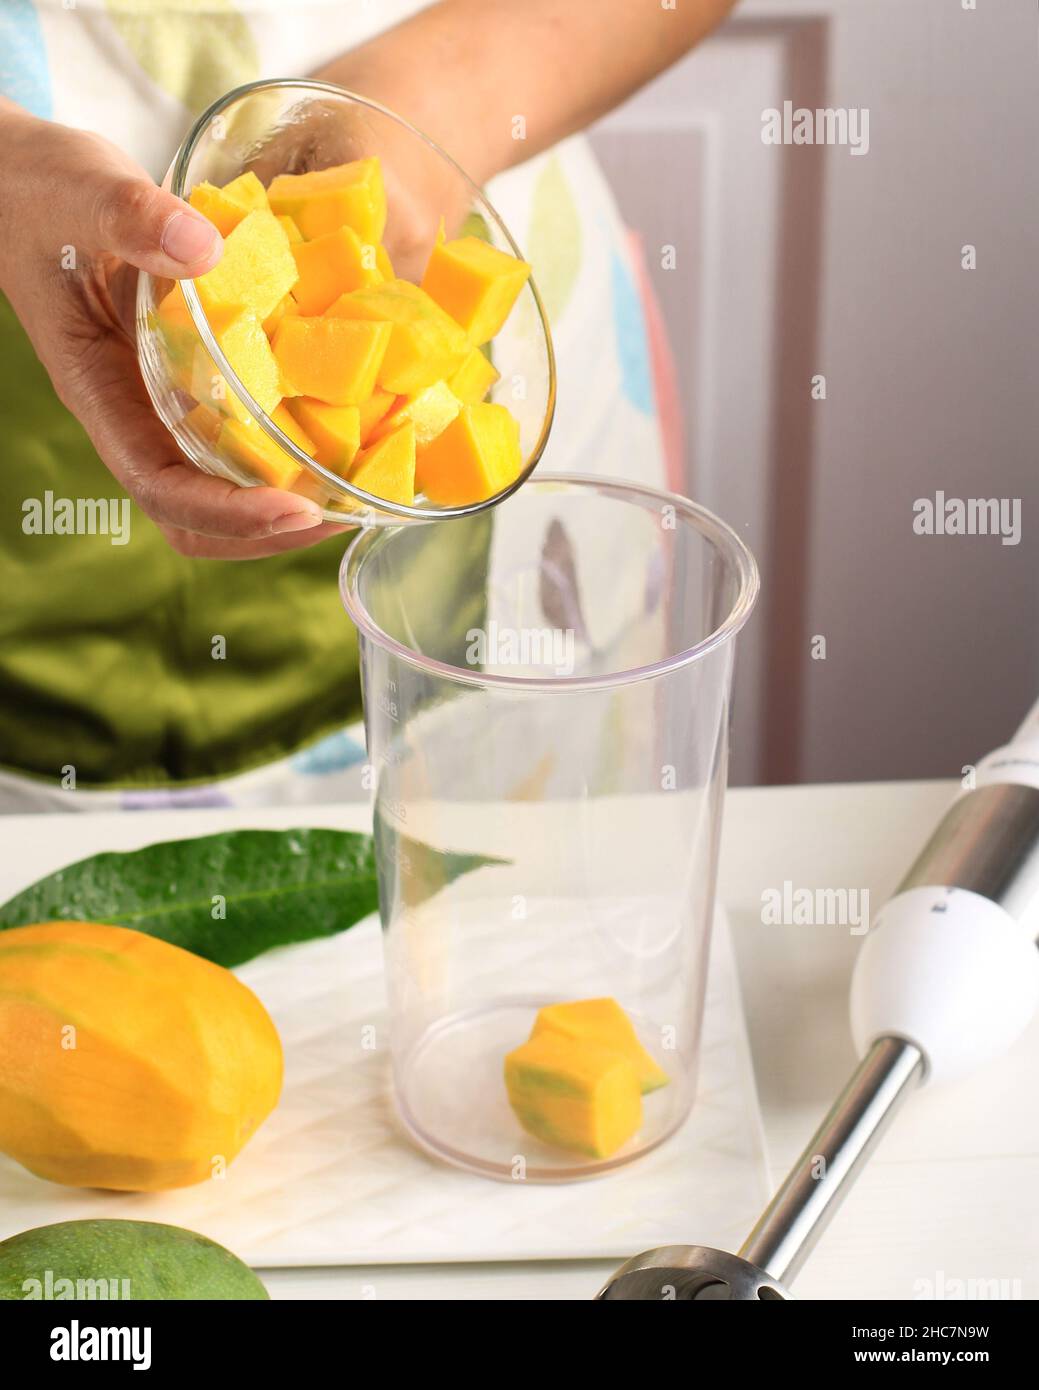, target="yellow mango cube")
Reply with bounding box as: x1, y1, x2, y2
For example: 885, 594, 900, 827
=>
327, 280, 469, 395
347, 420, 416, 505
270, 402, 317, 458
415, 401, 522, 505
271, 316, 390, 406
531, 998, 669, 1094
290, 225, 384, 316
268, 157, 387, 242
181, 402, 221, 444
261, 292, 296, 337
357, 388, 397, 444
188, 170, 268, 237
504, 1032, 642, 1159
447, 346, 500, 404
276, 214, 303, 244
286, 397, 361, 473
218, 417, 302, 490
372, 380, 461, 447
375, 243, 394, 279
193, 208, 299, 324
184, 305, 282, 418
421, 235, 531, 345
